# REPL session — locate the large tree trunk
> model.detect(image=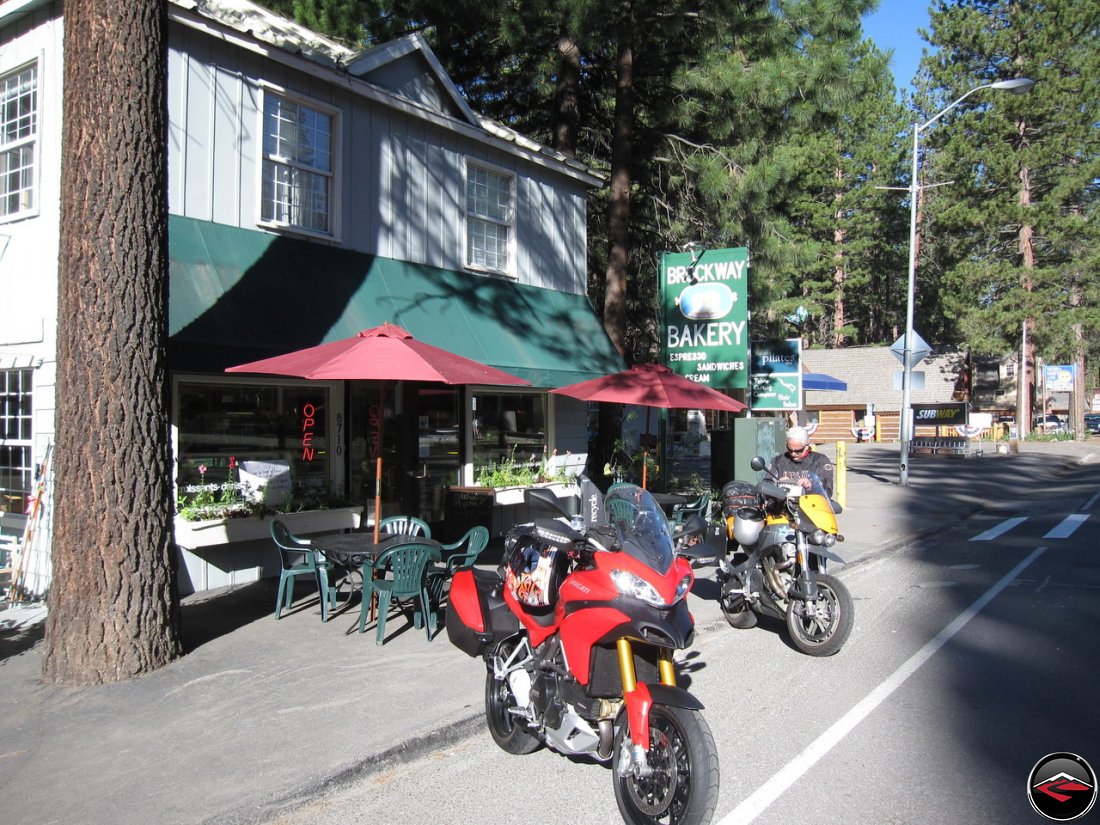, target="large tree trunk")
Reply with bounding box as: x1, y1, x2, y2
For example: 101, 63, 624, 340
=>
603, 8, 634, 357
832, 158, 845, 347
554, 34, 580, 158
1018, 148, 1035, 438
43, 0, 181, 685
594, 5, 635, 485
